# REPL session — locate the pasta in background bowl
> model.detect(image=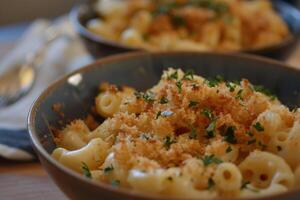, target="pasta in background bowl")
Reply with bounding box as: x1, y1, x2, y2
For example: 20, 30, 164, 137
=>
70, 0, 300, 58
28, 52, 300, 200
